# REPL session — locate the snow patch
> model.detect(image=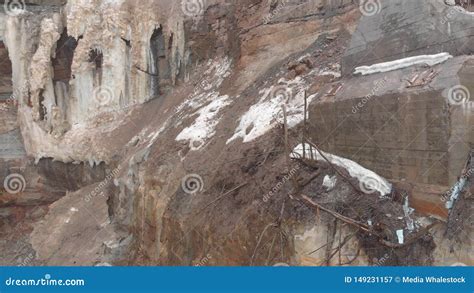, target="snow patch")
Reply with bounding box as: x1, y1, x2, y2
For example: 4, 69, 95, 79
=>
142, 57, 233, 150
176, 94, 231, 150
176, 58, 232, 112
64, 207, 79, 224
446, 176, 467, 209
317, 64, 342, 78
291, 144, 392, 196
318, 69, 341, 78
403, 197, 415, 232
172, 58, 233, 150
227, 77, 316, 144
396, 230, 404, 244
146, 124, 167, 148
297, 53, 311, 62
323, 175, 337, 191
354, 53, 453, 76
